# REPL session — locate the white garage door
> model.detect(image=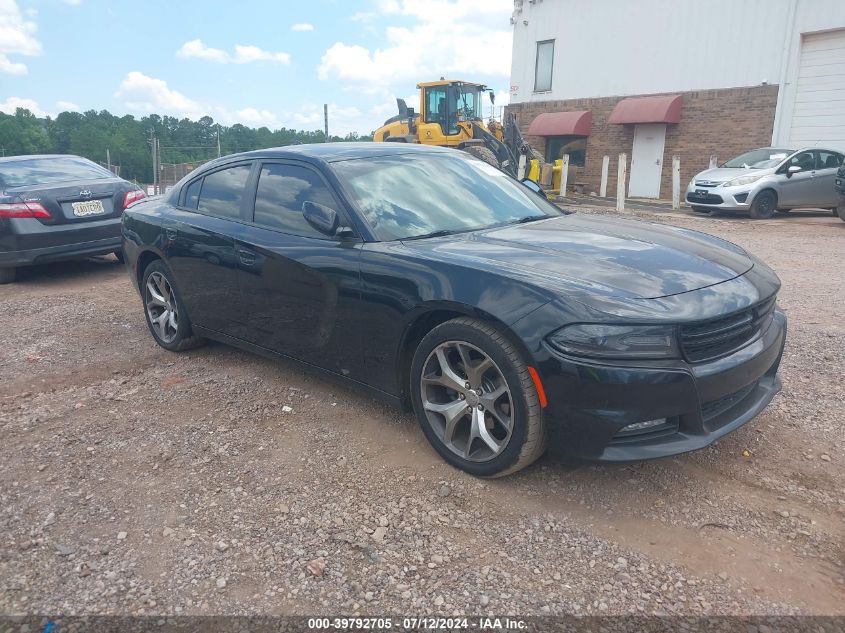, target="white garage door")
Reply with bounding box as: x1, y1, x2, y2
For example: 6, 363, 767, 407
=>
789, 29, 845, 151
